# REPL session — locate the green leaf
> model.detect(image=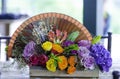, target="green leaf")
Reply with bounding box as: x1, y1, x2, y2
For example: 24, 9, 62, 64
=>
67, 31, 80, 41
54, 60, 58, 67
64, 44, 79, 53
92, 35, 101, 44
49, 53, 54, 58
5, 46, 8, 52
56, 57, 62, 62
